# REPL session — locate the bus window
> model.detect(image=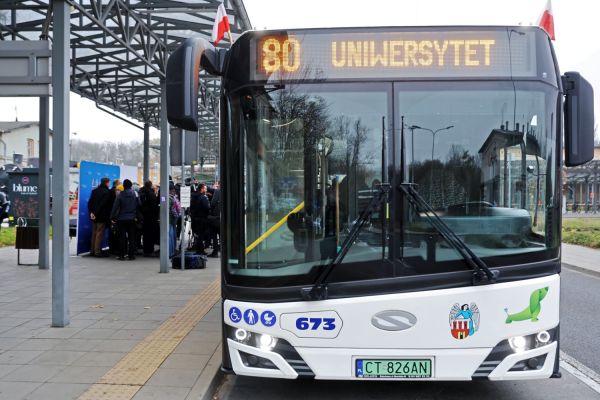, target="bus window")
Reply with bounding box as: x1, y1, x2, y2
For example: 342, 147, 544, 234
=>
236, 84, 388, 276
